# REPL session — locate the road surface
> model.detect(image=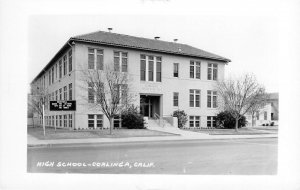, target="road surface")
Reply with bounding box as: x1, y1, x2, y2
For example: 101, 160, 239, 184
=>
27, 138, 277, 175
